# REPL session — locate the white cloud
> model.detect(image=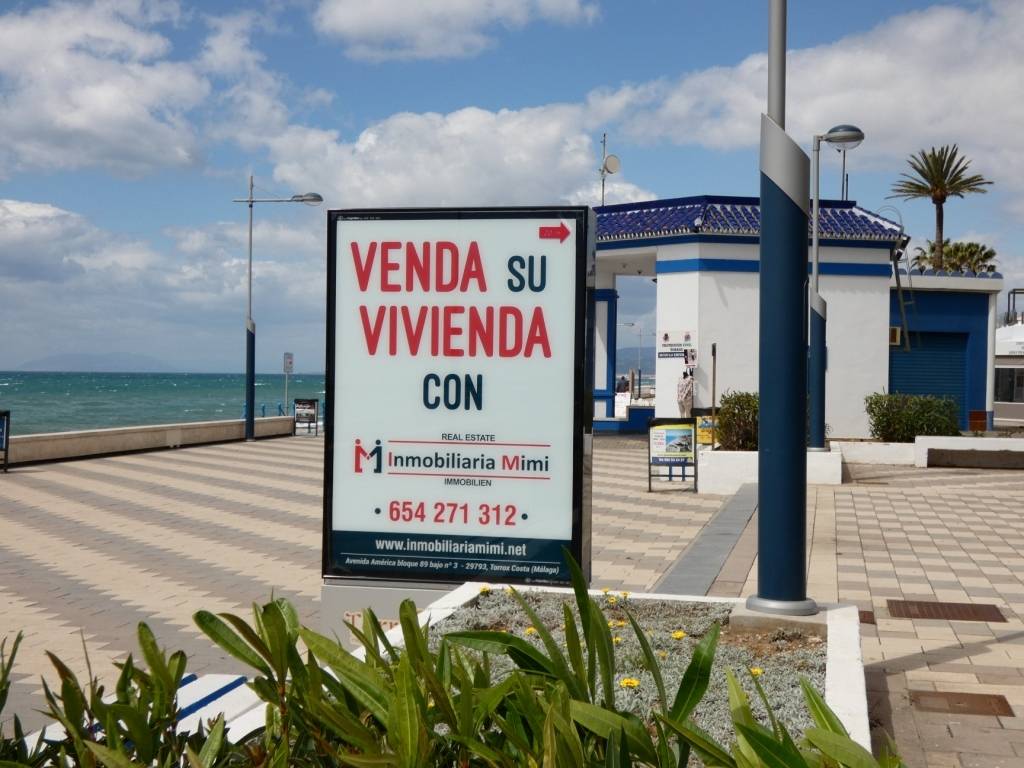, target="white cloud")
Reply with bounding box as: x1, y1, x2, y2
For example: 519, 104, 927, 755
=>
313, 0, 598, 61
0, 0, 208, 177
623, 0, 1024, 186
